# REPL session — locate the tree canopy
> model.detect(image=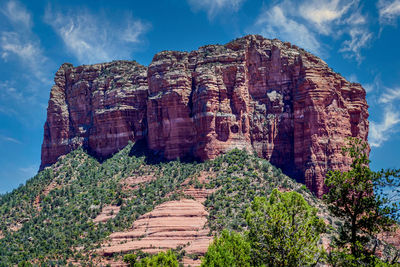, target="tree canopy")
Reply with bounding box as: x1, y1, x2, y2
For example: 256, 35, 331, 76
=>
324, 137, 400, 264
203, 189, 326, 266
123, 250, 179, 267
246, 189, 326, 266
201, 229, 251, 267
